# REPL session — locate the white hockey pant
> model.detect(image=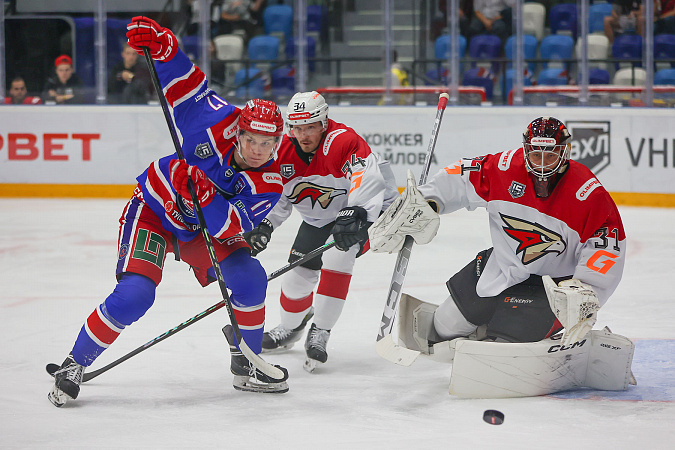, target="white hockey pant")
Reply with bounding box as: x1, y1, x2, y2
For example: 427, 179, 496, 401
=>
433, 294, 478, 340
